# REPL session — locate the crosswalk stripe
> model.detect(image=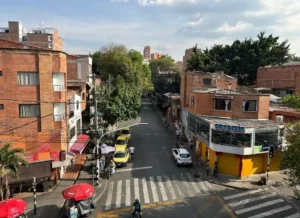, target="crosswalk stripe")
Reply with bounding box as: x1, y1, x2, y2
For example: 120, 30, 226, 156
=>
248, 205, 293, 218
149, 176, 159, 202
195, 177, 209, 194
125, 180, 131, 207
164, 175, 177, 200
157, 176, 168, 201
115, 180, 122, 208
180, 174, 193, 196
142, 177, 150, 204
134, 178, 140, 200
204, 181, 213, 190
235, 198, 284, 215
186, 173, 200, 193
228, 193, 277, 207
285, 213, 300, 218
104, 181, 114, 210
223, 189, 264, 200
172, 174, 183, 198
